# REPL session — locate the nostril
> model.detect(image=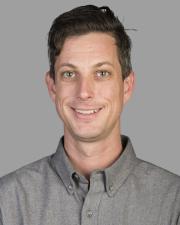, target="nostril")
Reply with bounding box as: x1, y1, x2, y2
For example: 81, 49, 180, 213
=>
78, 94, 93, 100
77, 88, 94, 99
